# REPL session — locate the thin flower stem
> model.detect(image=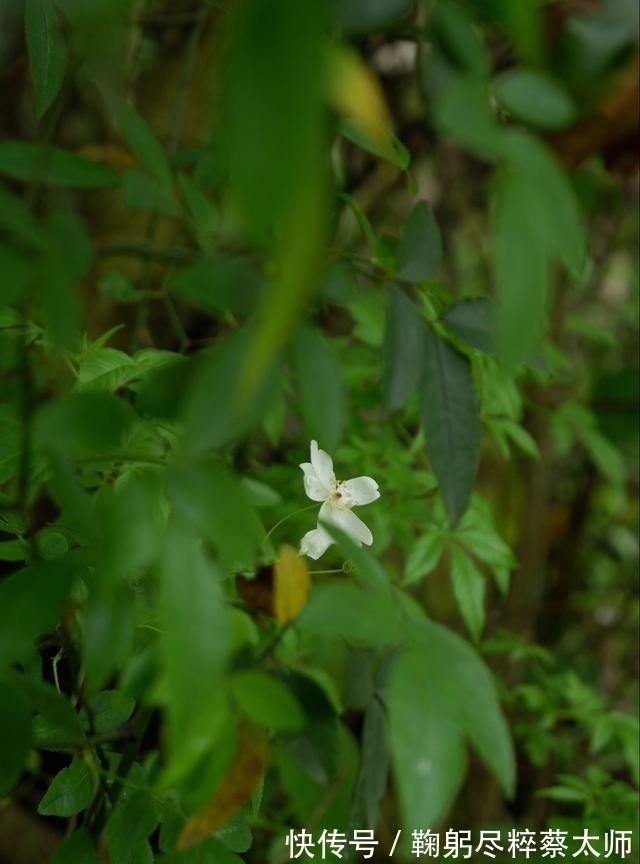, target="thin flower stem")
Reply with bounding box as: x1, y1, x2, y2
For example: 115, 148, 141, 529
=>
261, 504, 318, 546
309, 568, 344, 575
